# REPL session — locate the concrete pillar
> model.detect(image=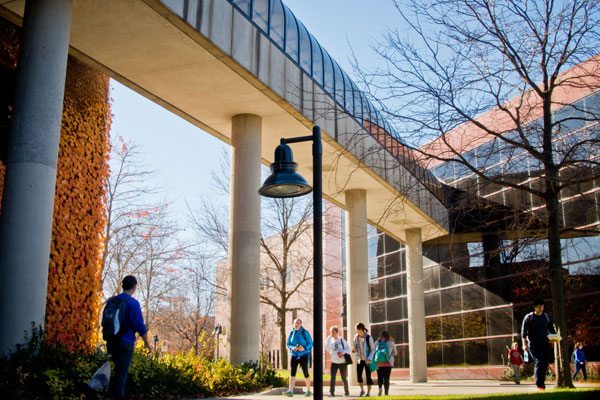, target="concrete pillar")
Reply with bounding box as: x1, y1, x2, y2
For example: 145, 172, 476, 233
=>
0, 0, 72, 356
406, 228, 427, 382
344, 189, 368, 385
227, 114, 262, 364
